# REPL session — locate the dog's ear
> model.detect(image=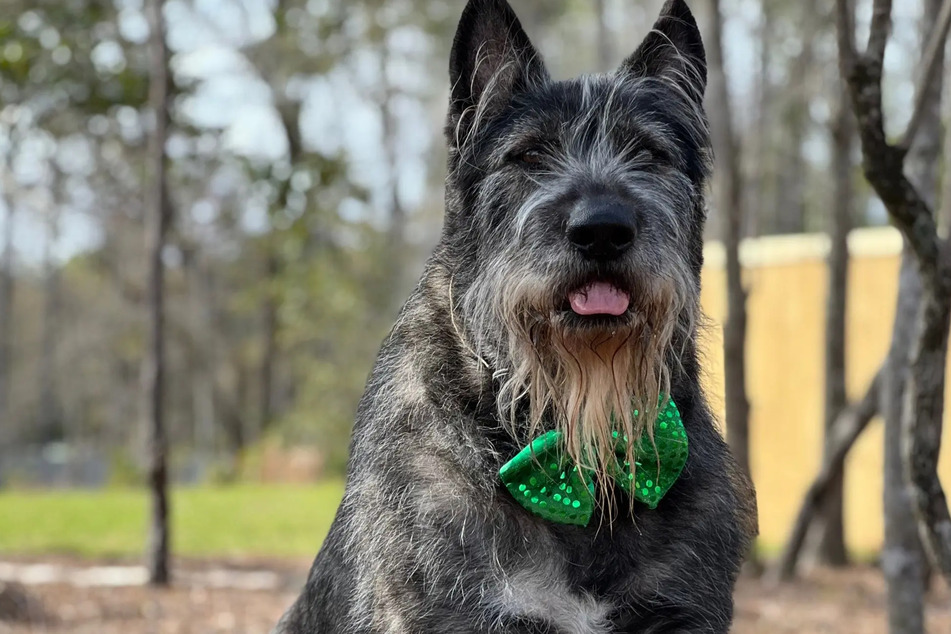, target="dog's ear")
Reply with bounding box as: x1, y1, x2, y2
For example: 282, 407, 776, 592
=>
448, 0, 548, 135
618, 0, 706, 104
